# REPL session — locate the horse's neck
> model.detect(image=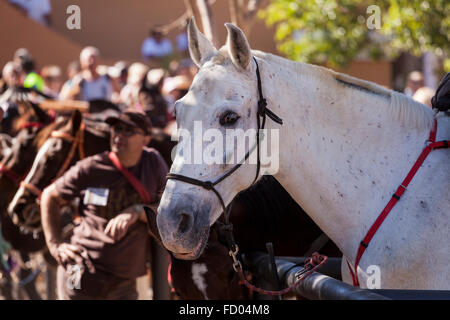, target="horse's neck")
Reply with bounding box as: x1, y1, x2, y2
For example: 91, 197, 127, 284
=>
261, 58, 433, 259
